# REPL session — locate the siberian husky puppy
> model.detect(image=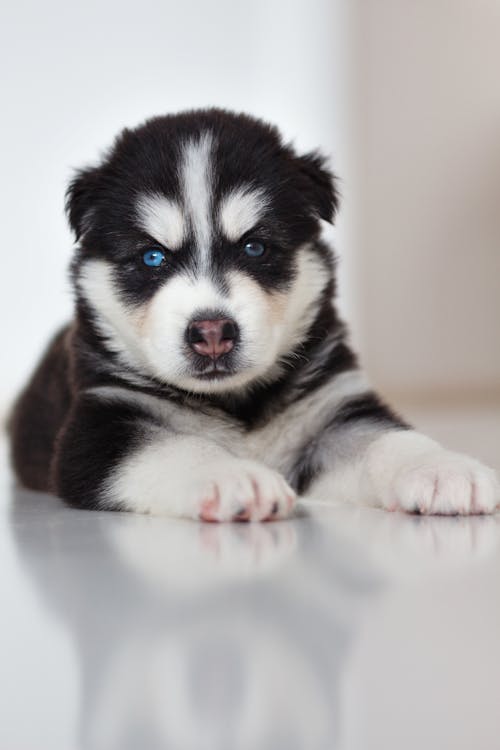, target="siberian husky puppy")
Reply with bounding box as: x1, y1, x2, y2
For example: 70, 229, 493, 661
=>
9, 109, 499, 521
